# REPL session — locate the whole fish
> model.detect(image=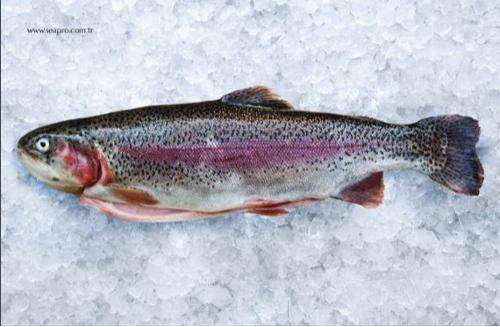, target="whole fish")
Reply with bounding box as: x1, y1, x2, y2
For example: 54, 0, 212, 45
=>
17, 86, 483, 222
